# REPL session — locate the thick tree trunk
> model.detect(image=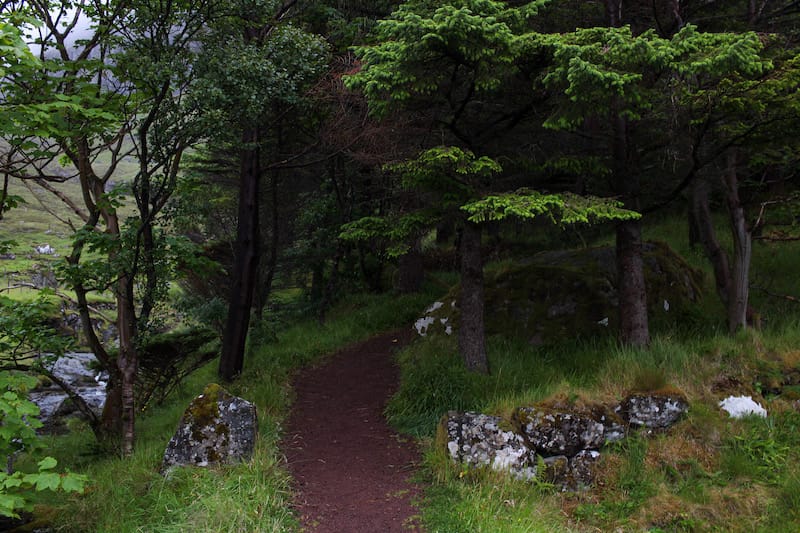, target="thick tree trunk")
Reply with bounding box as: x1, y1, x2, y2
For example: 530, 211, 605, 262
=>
219, 129, 261, 381
458, 220, 489, 374
611, 113, 650, 346
723, 152, 752, 333
690, 177, 732, 305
